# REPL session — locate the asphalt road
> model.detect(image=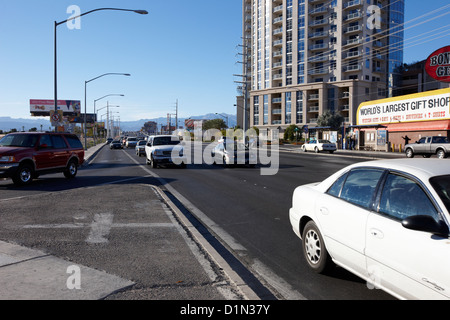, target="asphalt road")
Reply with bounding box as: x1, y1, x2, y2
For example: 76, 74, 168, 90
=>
124, 145, 394, 300
0, 144, 394, 300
